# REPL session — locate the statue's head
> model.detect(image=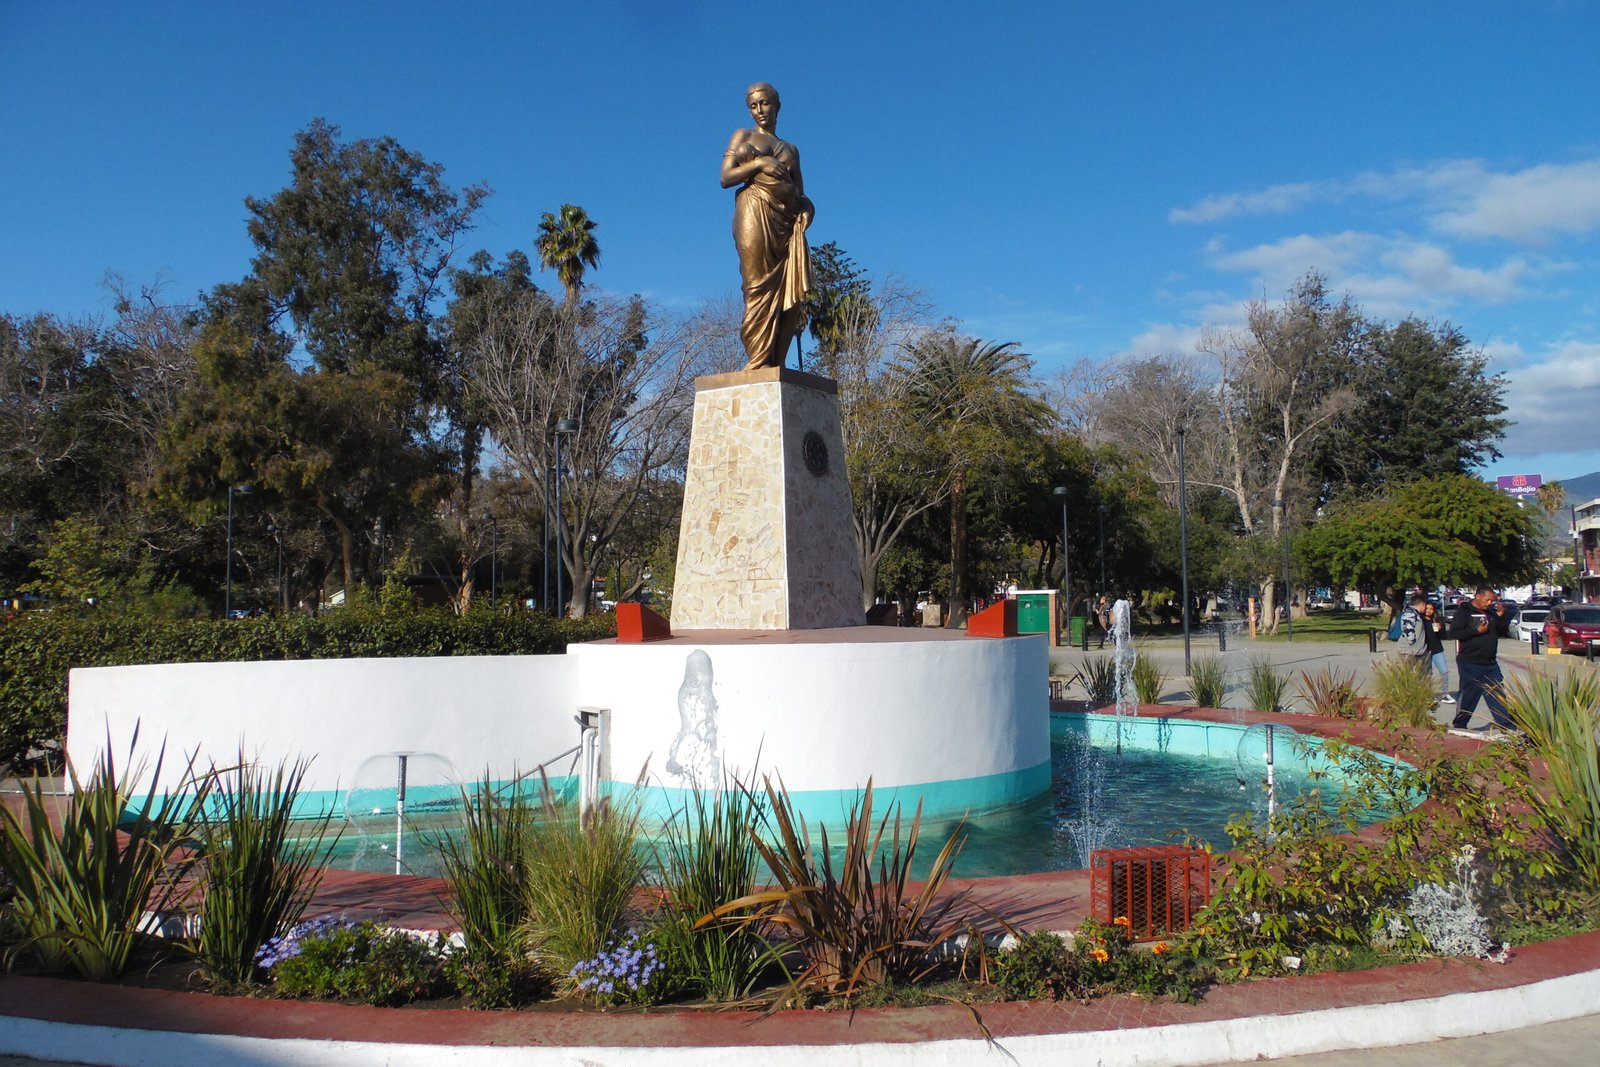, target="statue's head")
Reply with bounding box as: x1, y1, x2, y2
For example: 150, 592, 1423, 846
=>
745, 82, 780, 128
